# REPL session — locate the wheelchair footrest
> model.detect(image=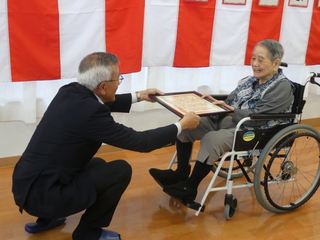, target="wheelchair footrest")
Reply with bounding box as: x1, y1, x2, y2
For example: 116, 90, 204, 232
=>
185, 201, 205, 212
